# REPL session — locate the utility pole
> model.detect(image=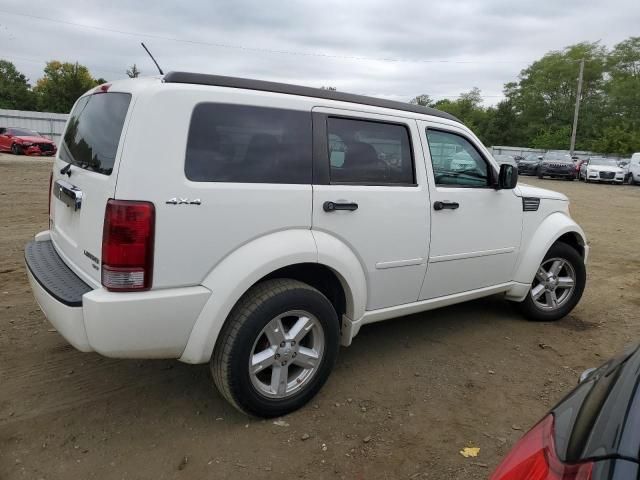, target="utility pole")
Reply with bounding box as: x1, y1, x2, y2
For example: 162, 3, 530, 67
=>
570, 58, 585, 156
